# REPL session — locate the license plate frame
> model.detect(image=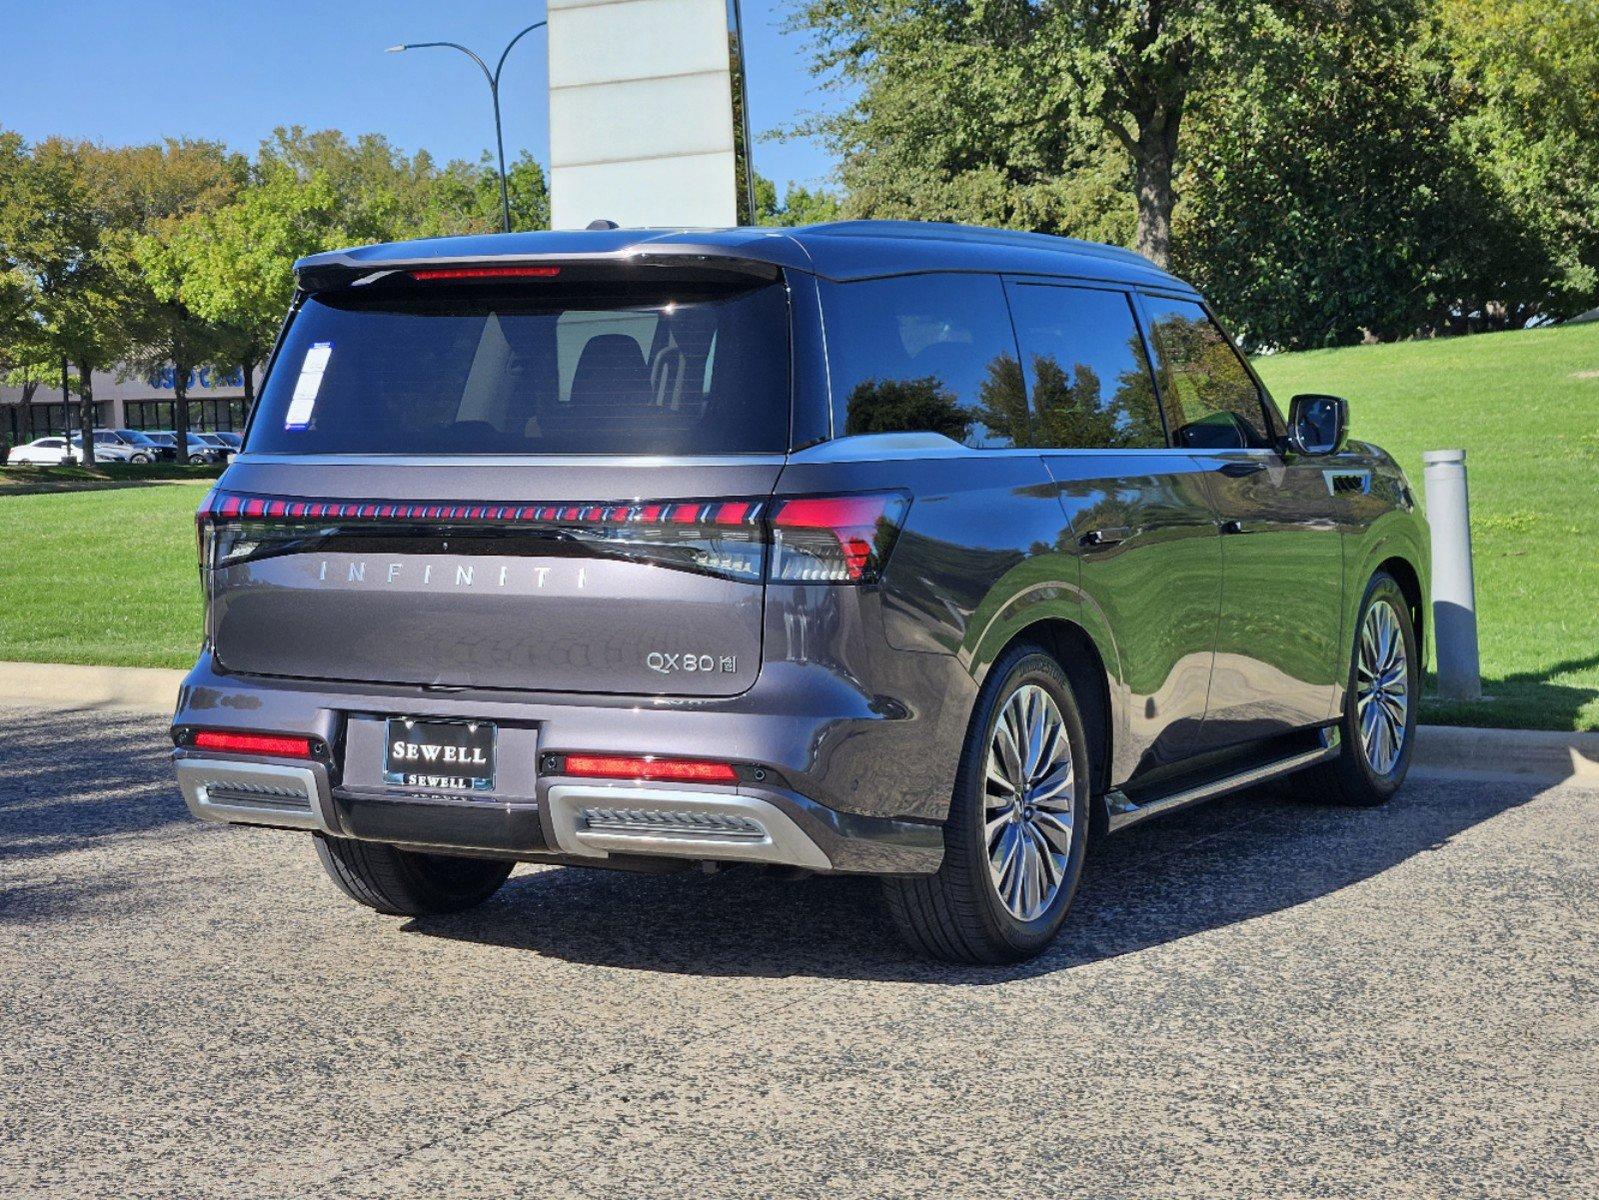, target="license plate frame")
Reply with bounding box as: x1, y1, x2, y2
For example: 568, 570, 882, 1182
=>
383, 718, 496, 793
